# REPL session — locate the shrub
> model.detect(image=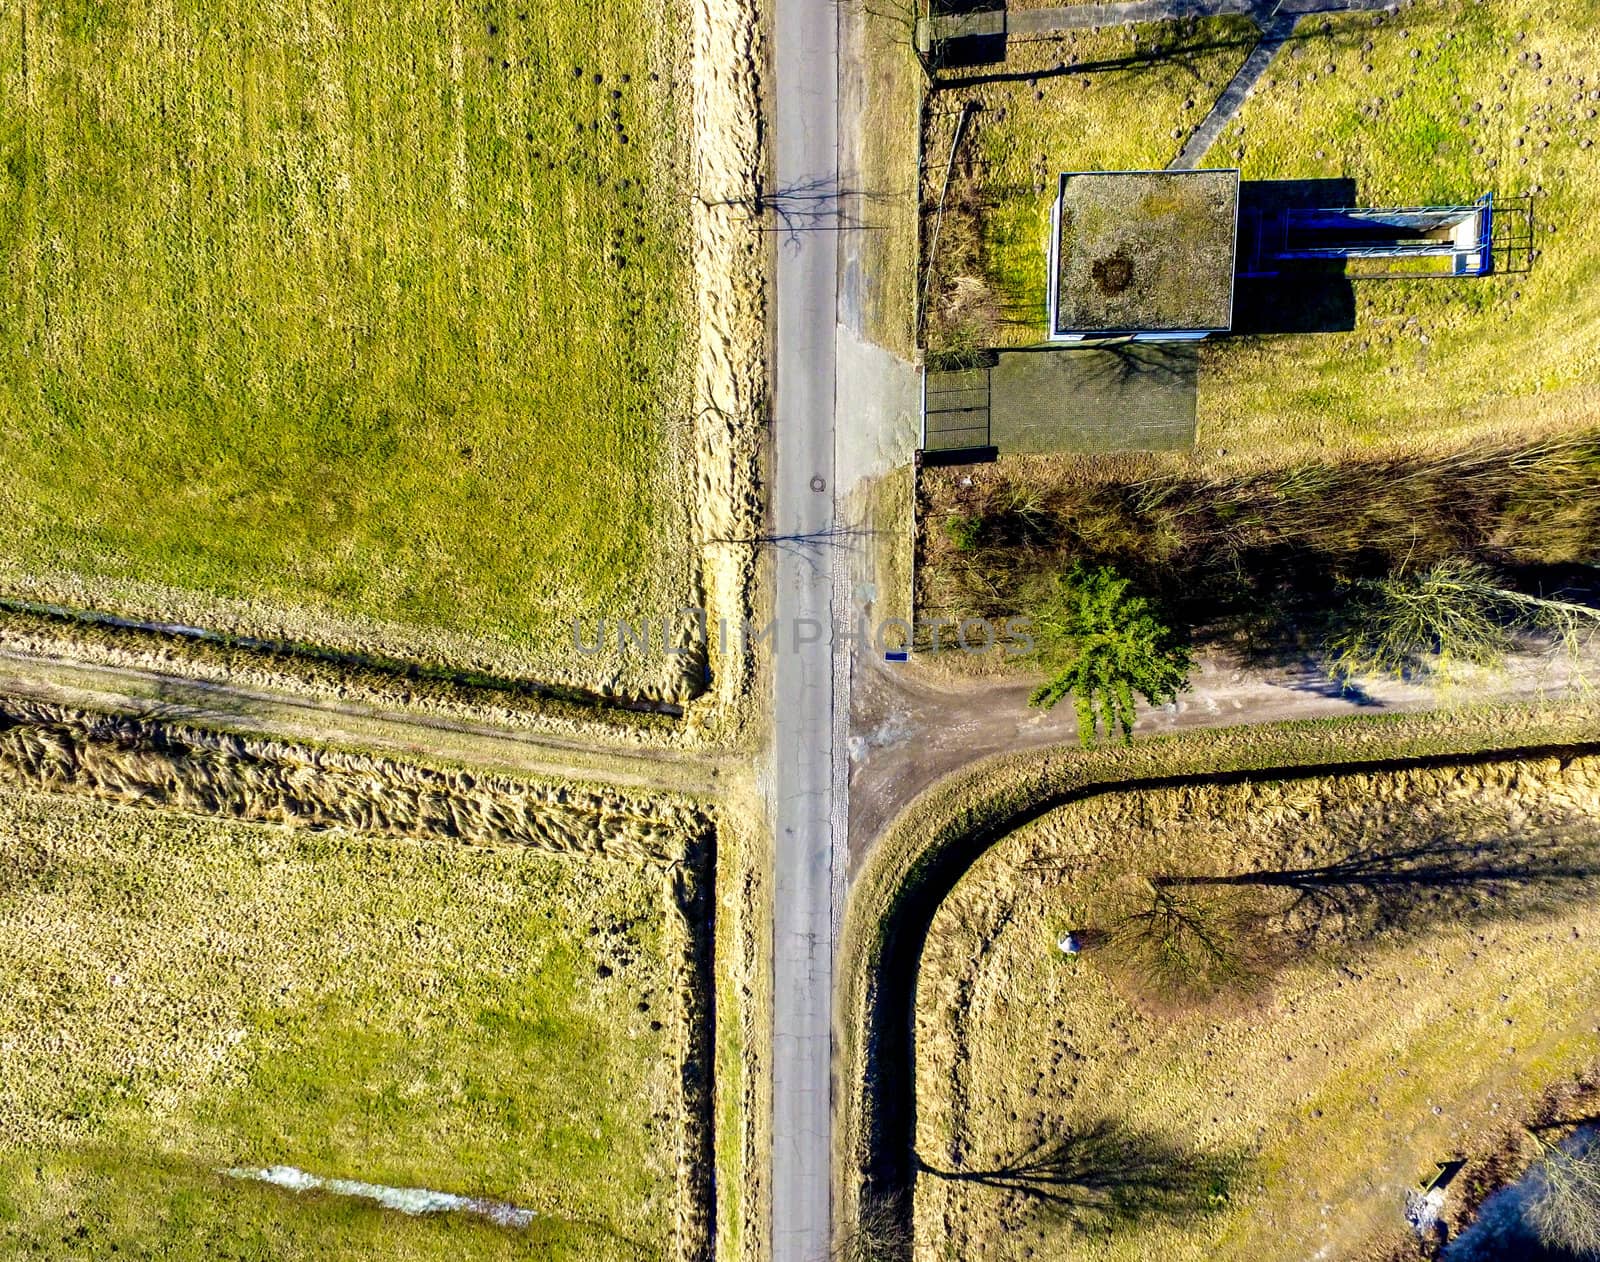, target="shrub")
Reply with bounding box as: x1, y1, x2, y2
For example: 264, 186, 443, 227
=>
1528, 1134, 1600, 1258
1325, 558, 1600, 681
944, 513, 985, 552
